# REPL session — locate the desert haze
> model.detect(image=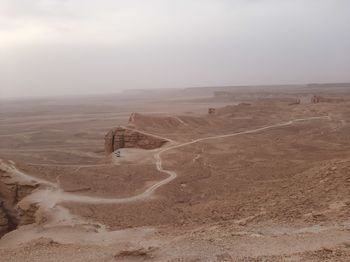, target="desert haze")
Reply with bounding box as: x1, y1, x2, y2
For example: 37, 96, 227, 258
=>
1, 0, 350, 261
1, 84, 350, 261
